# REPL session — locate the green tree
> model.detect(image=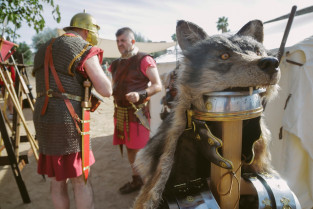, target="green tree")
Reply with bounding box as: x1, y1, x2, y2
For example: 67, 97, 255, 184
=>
32, 28, 58, 51
216, 16, 230, 33
134, 32, 151, 42
0, 0, 61, 41
151, 49, 167, 59
171, 33, 177, 42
